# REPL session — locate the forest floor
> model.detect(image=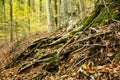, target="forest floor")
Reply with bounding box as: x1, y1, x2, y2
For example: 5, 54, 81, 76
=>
0, 22, 120, 80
